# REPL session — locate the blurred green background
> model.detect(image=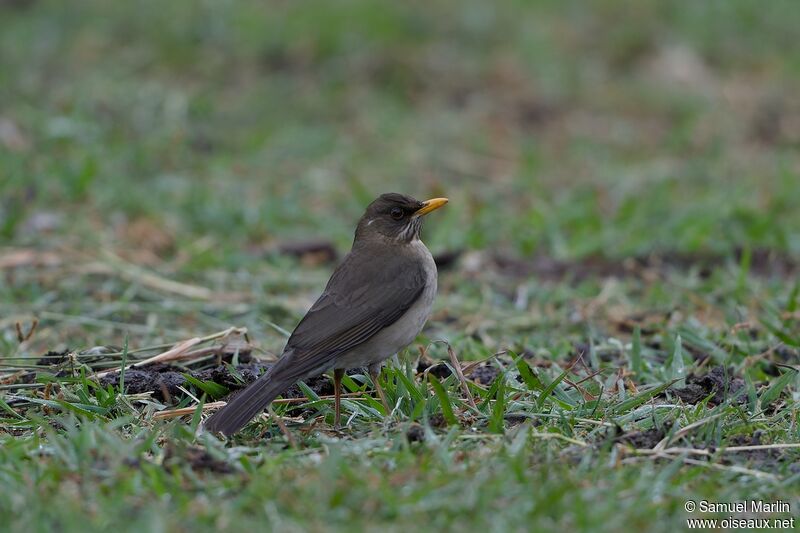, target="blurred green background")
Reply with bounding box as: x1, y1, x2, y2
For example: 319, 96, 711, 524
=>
3, 3, 800, 532
3, 0, 799, 262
